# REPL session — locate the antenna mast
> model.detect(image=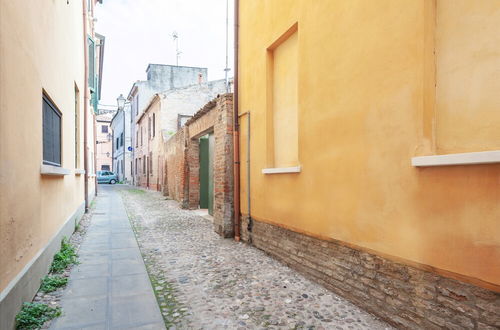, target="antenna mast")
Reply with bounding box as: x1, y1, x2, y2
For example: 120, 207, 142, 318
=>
224, 0, 230, 92
172, 31, 181, 66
